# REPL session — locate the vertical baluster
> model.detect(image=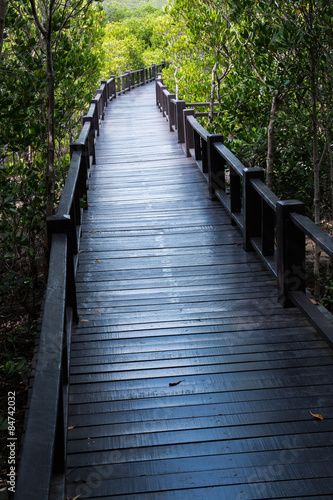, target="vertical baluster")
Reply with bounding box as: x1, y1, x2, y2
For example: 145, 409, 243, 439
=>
176, 100, 186, 143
